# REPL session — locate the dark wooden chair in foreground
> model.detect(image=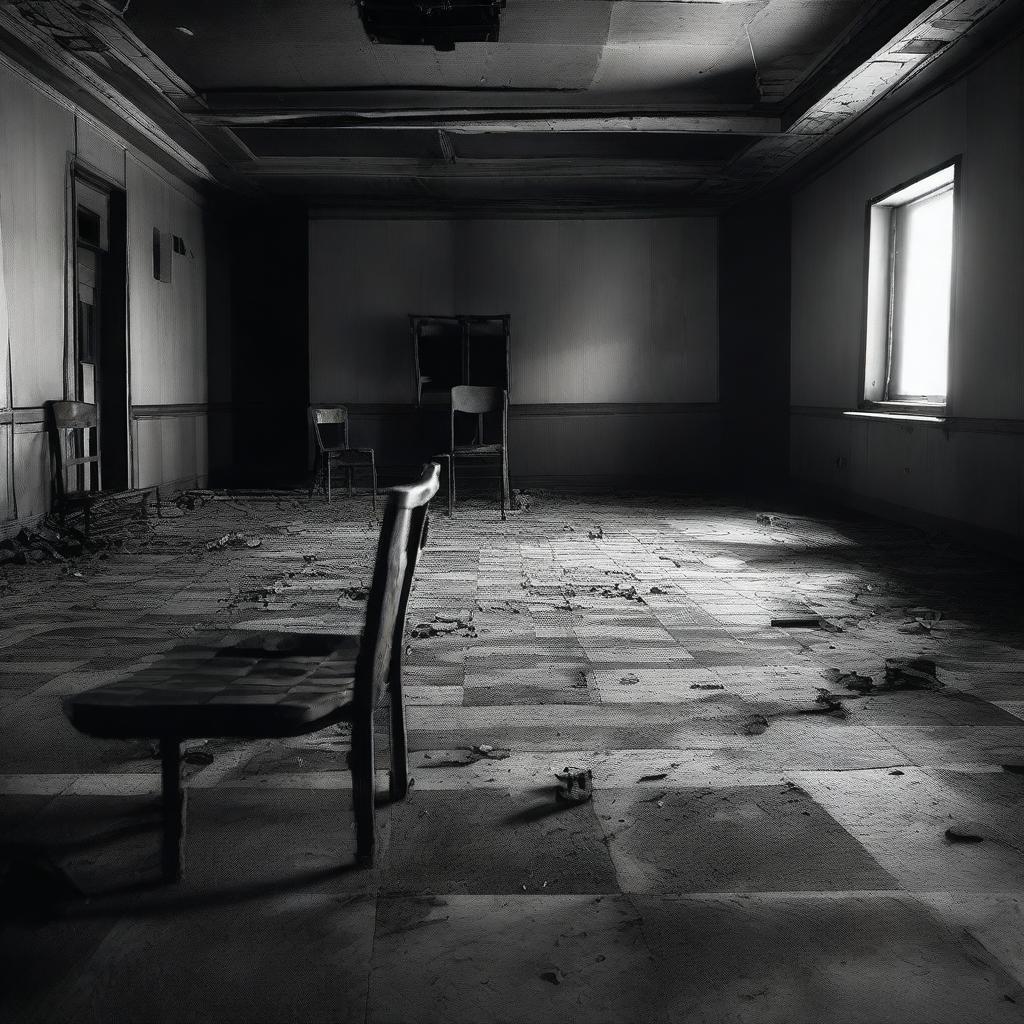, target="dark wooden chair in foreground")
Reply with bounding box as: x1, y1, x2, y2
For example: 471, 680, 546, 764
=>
309, 405, 378, 513
446, 385, 510, 521
64, 462, 440, 881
